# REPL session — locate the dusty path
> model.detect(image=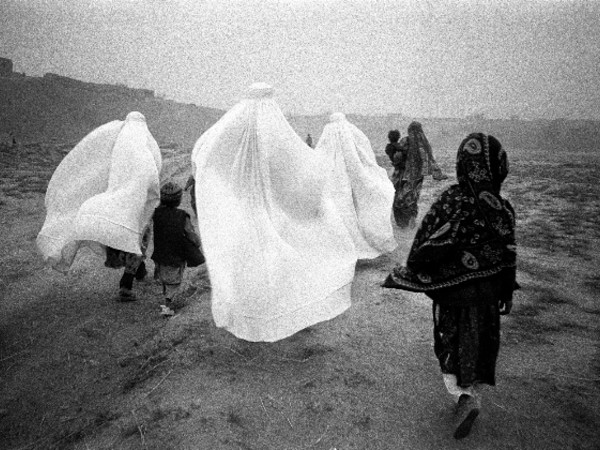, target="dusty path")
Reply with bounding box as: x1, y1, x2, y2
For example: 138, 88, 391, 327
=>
1, 144, 599, 449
